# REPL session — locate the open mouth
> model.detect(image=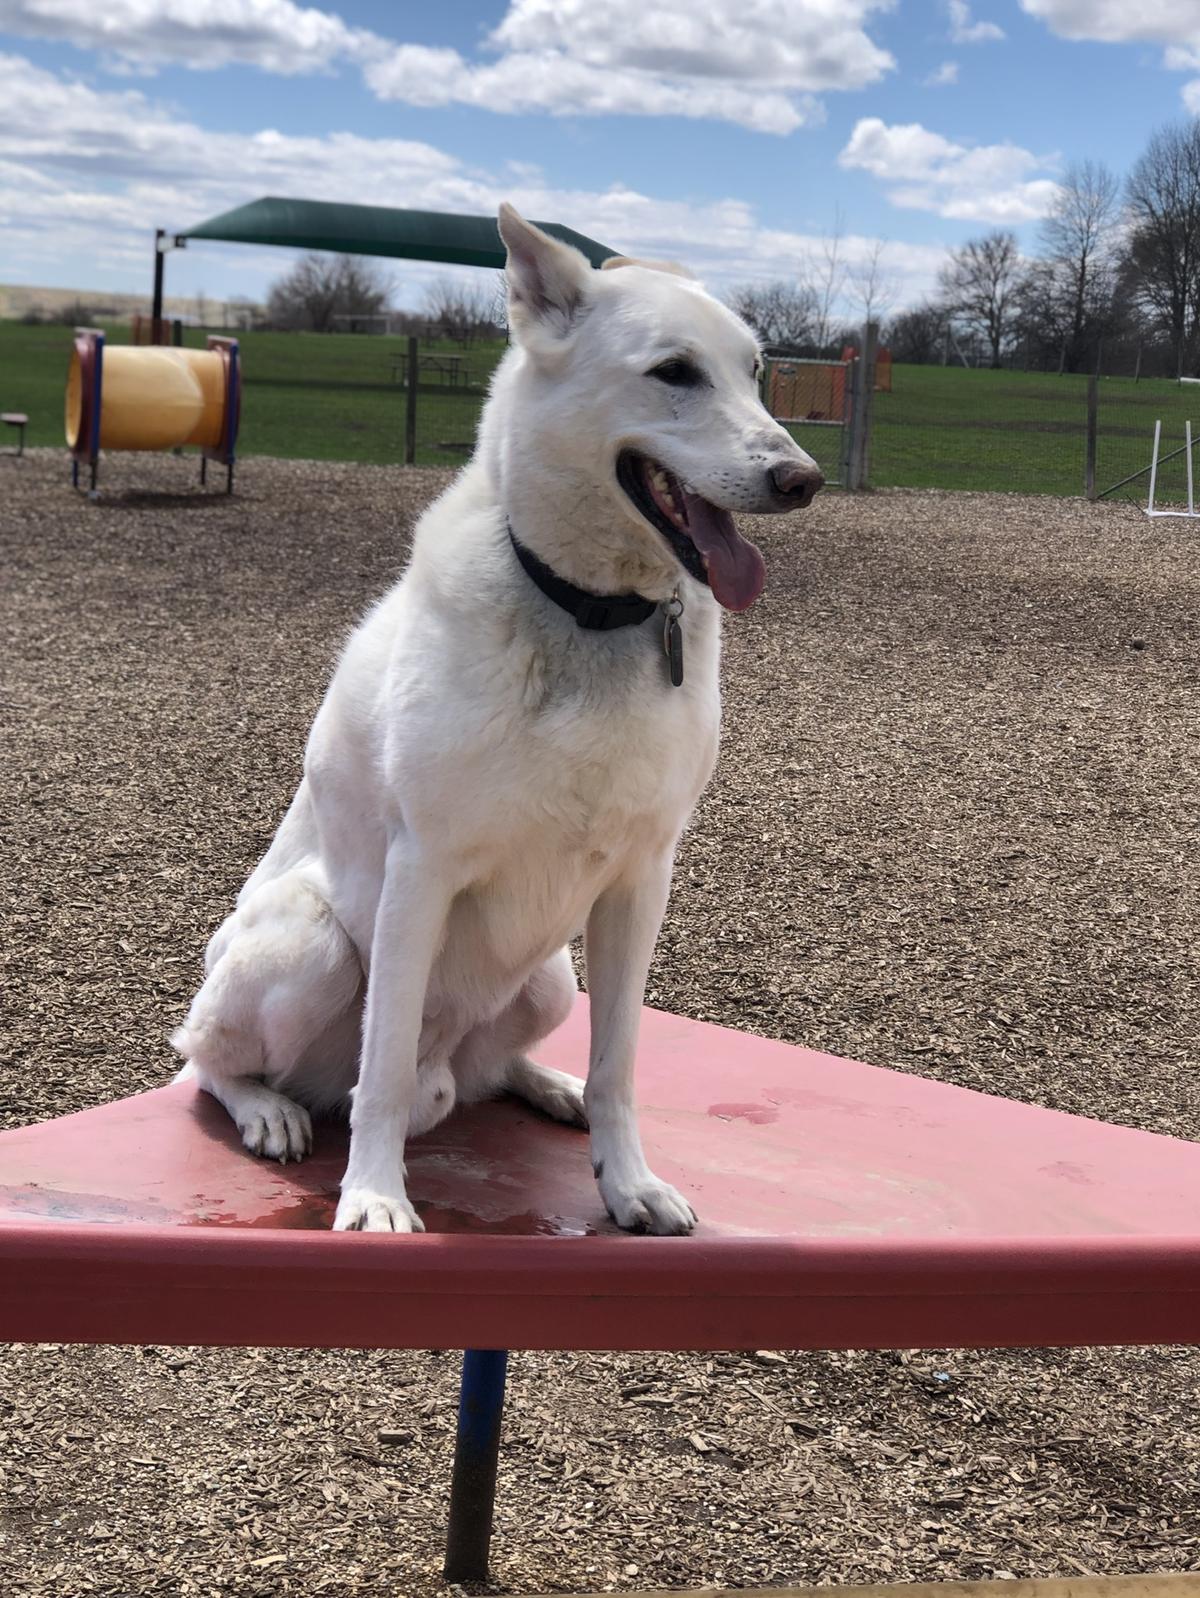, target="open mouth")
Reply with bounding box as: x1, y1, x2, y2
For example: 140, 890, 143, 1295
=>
616, 449, 766, 612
